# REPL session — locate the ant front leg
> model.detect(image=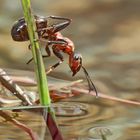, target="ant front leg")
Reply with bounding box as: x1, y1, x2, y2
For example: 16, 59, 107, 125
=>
26, 44, 33, 64
26, 42, 51, 64
27, 38, 39, 50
